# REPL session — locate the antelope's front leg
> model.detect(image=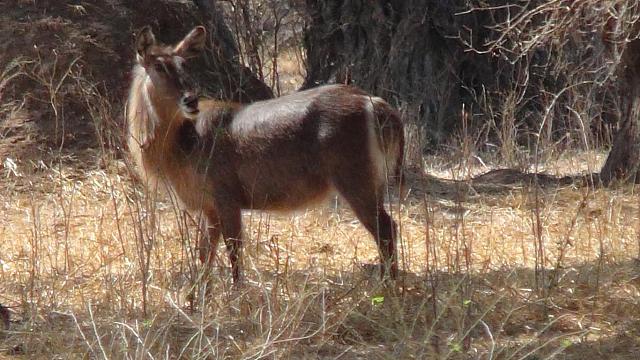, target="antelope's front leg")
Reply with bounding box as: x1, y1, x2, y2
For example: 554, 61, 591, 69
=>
199, 208, 222, 265
218, 204, 243, 283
